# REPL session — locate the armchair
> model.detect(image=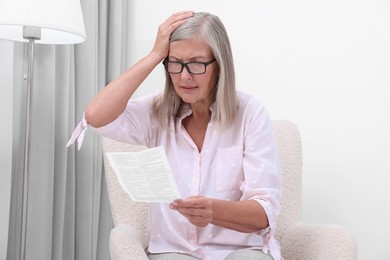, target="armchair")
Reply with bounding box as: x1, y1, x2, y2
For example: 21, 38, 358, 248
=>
102, 120, 358, 260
